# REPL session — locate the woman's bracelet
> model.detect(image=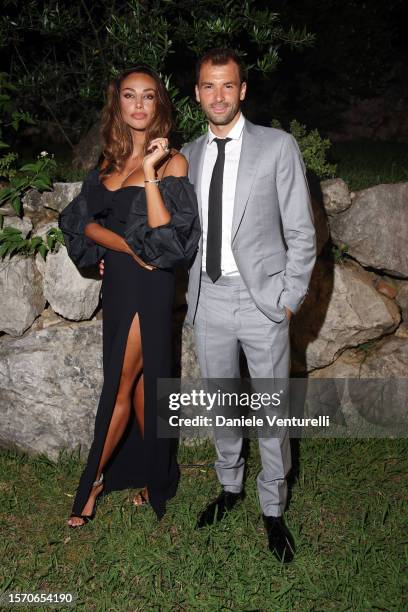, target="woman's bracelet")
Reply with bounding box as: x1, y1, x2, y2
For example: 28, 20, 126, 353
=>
144, 178, 160, 184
